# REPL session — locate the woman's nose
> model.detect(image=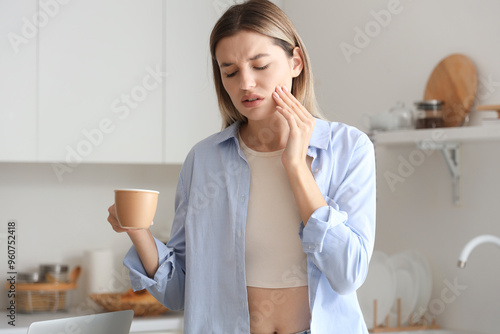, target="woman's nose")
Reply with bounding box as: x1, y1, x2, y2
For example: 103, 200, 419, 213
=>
239, 70, 256, 90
